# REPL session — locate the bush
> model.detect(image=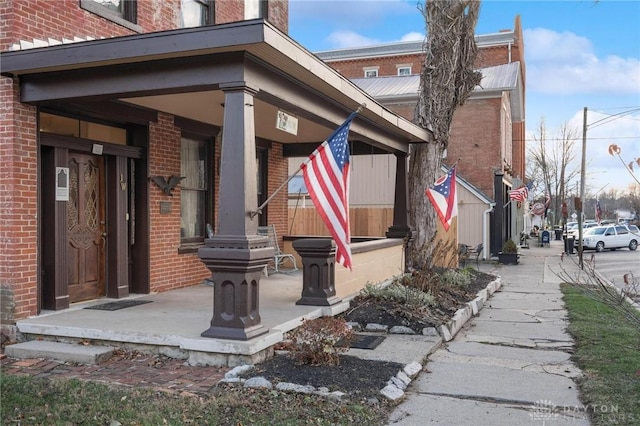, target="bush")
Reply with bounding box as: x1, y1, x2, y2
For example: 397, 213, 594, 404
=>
439, 269, 472, 289
361, 282, 436, 307
502, 239, 518, 254
286, 317, 355, 366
